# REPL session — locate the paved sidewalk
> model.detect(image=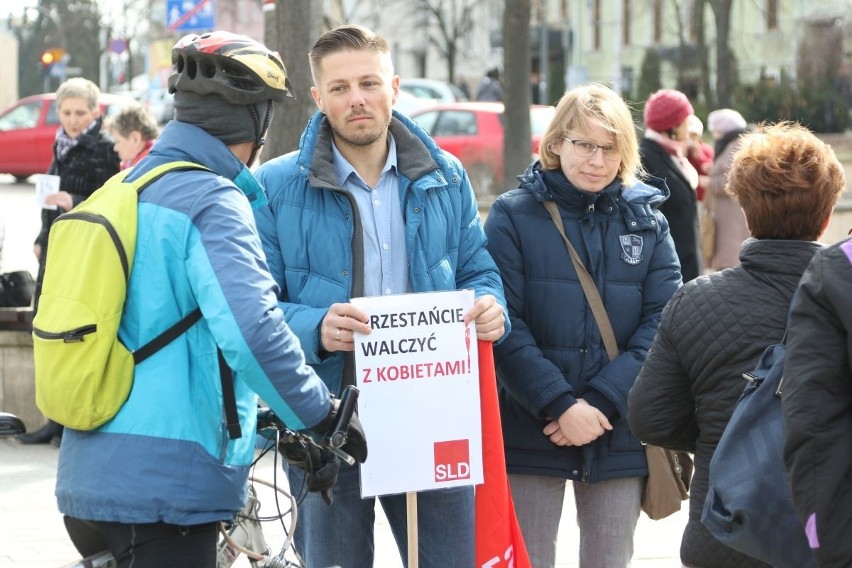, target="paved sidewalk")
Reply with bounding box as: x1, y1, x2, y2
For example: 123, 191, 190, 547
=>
0, 438, 686, 567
